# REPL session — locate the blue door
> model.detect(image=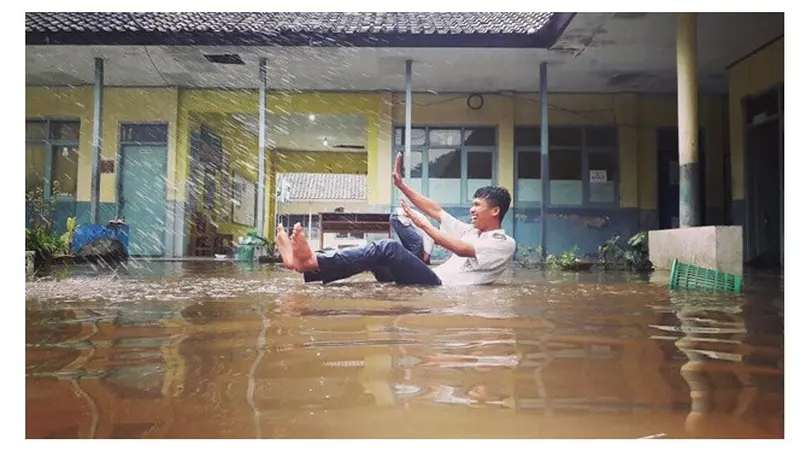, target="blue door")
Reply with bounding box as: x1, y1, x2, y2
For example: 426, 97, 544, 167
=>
120, 145, 167, 257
